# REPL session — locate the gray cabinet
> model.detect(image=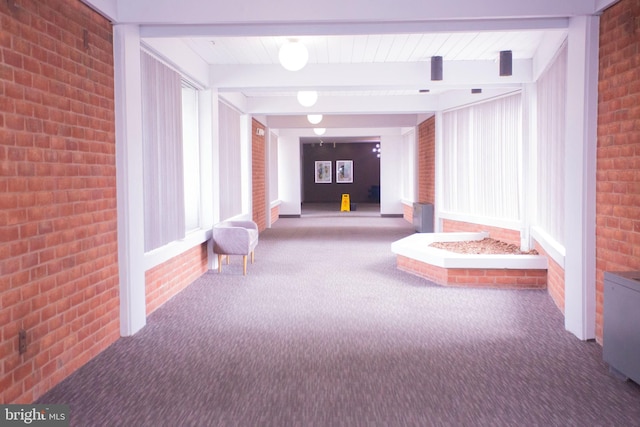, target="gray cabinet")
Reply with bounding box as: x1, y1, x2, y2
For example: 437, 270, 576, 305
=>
603, 271, 640, 384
